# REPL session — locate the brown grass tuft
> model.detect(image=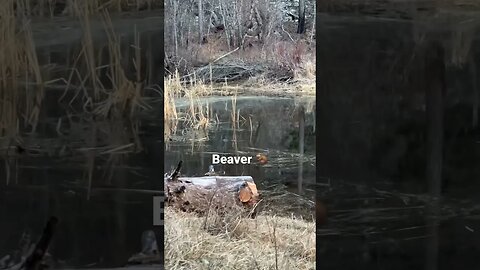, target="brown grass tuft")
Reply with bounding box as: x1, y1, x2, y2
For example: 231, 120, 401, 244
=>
165, 207, 316, 270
